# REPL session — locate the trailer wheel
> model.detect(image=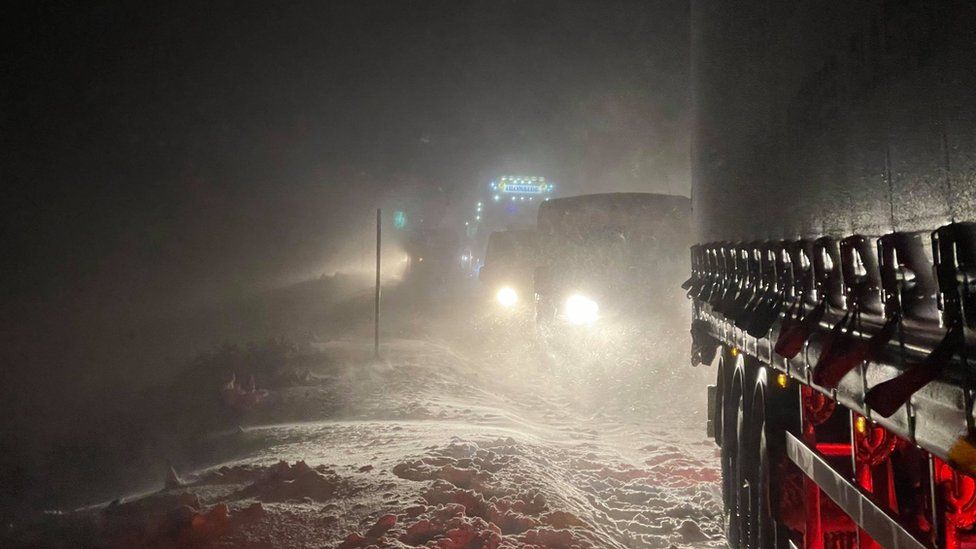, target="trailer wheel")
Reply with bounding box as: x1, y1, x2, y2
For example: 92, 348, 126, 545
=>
752, 424, 777, 548
734, 387, 753, 547
714, 353, 725, 447
747, 368, 794, 549
719, 349, 739, 505
722, 367, 744, 546
747, 378, 773, 549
